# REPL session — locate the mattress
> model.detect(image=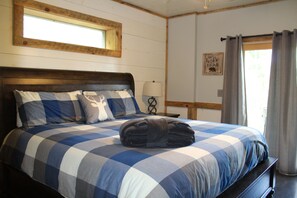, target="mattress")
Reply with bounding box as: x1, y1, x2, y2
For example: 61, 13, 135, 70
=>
0, 115, 268, 198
